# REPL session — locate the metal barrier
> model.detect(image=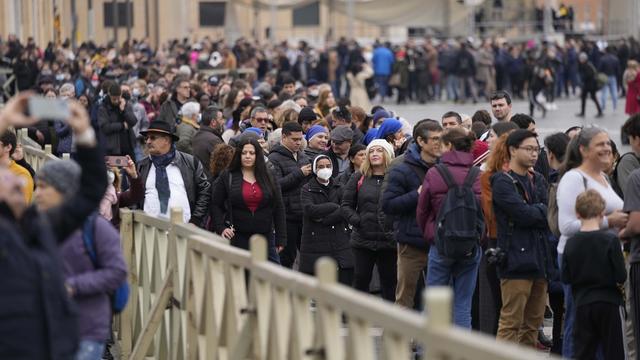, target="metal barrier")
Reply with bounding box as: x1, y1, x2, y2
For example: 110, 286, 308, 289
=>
116, 208, 559, 360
